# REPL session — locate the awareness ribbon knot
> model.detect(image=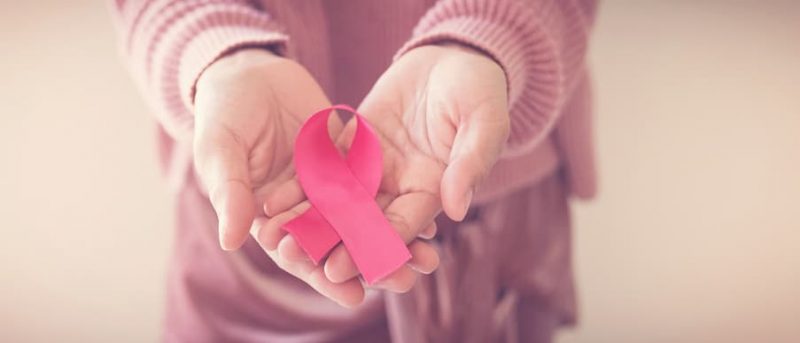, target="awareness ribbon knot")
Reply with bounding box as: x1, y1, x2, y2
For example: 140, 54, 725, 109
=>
282, 105, 411, 284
